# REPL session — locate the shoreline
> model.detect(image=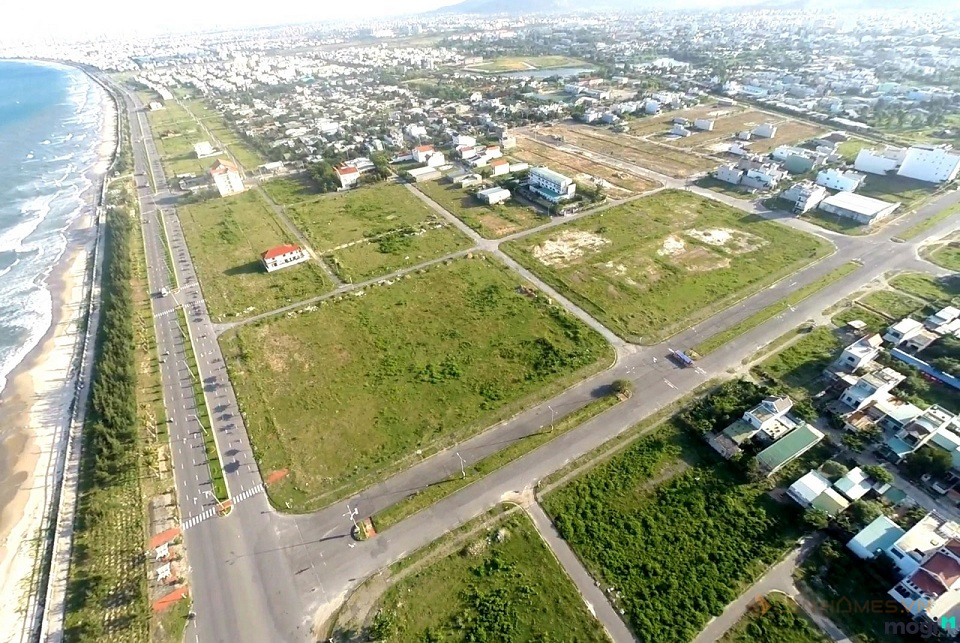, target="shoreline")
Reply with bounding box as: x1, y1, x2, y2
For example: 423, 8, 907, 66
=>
0, 63, 117, 642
